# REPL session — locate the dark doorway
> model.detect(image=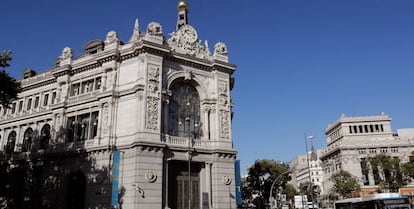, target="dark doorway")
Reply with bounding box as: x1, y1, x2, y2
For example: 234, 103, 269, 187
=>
168, 161, 202, 209
66, 171, 86, 209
